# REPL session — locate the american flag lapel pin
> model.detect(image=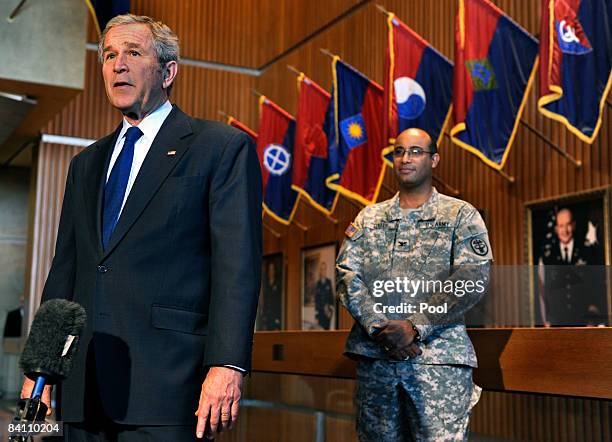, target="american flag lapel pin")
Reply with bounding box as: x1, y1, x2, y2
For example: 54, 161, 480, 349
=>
167, 150, 177, 156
